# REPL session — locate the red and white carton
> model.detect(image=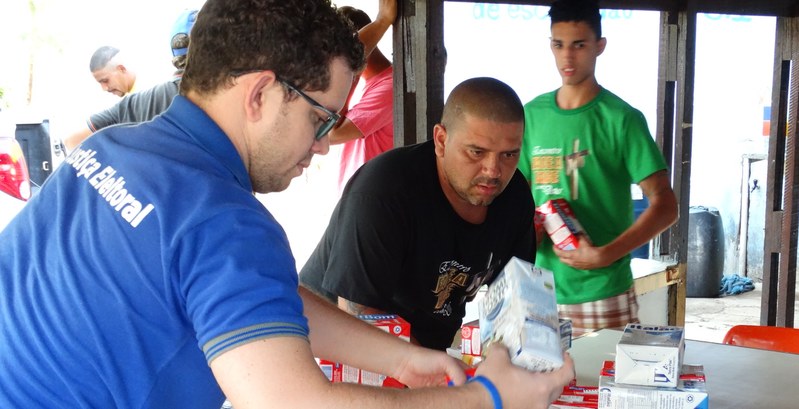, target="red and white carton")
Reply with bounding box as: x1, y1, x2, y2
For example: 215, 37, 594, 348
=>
460, 319, 481, 358
549, 380, 599, 408
316, 314, 410, 388
361, 314, 411, 342
536, 198, 589, 250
